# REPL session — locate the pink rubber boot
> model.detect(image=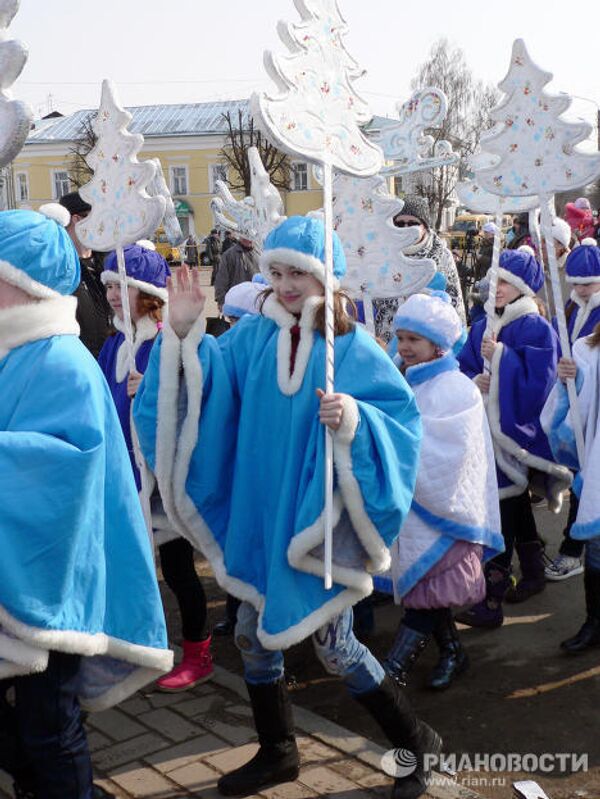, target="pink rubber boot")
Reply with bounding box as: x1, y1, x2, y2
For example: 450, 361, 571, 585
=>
156, 637, 214, 692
